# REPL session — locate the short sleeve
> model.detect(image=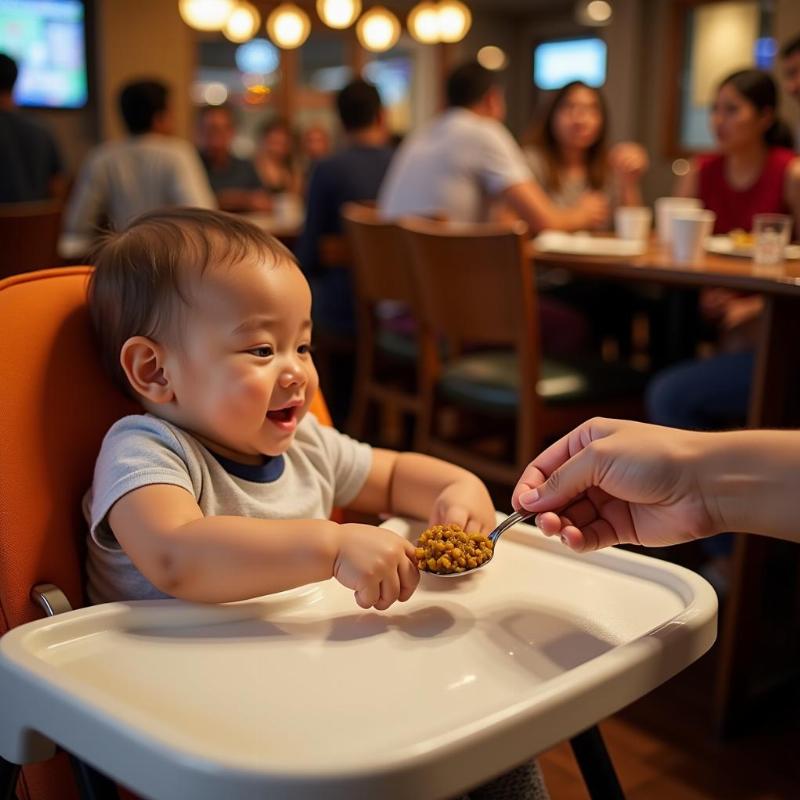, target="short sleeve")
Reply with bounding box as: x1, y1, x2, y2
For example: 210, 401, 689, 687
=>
477, 121, 532, 197
88, 415, 197, 541
305, 414, 373, 507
